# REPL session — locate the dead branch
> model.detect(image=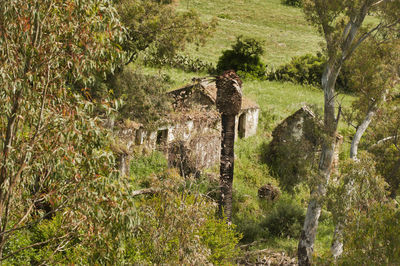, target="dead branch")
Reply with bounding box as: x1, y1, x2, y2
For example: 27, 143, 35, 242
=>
132, 188, 158, 197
